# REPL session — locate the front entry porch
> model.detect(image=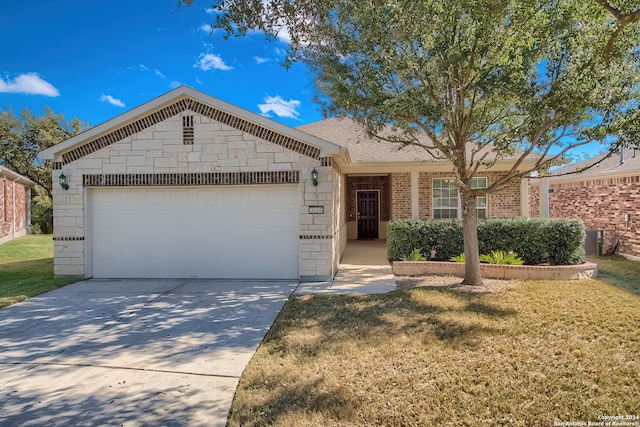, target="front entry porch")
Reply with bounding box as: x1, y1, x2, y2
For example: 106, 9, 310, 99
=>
295, 240, 396, 294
